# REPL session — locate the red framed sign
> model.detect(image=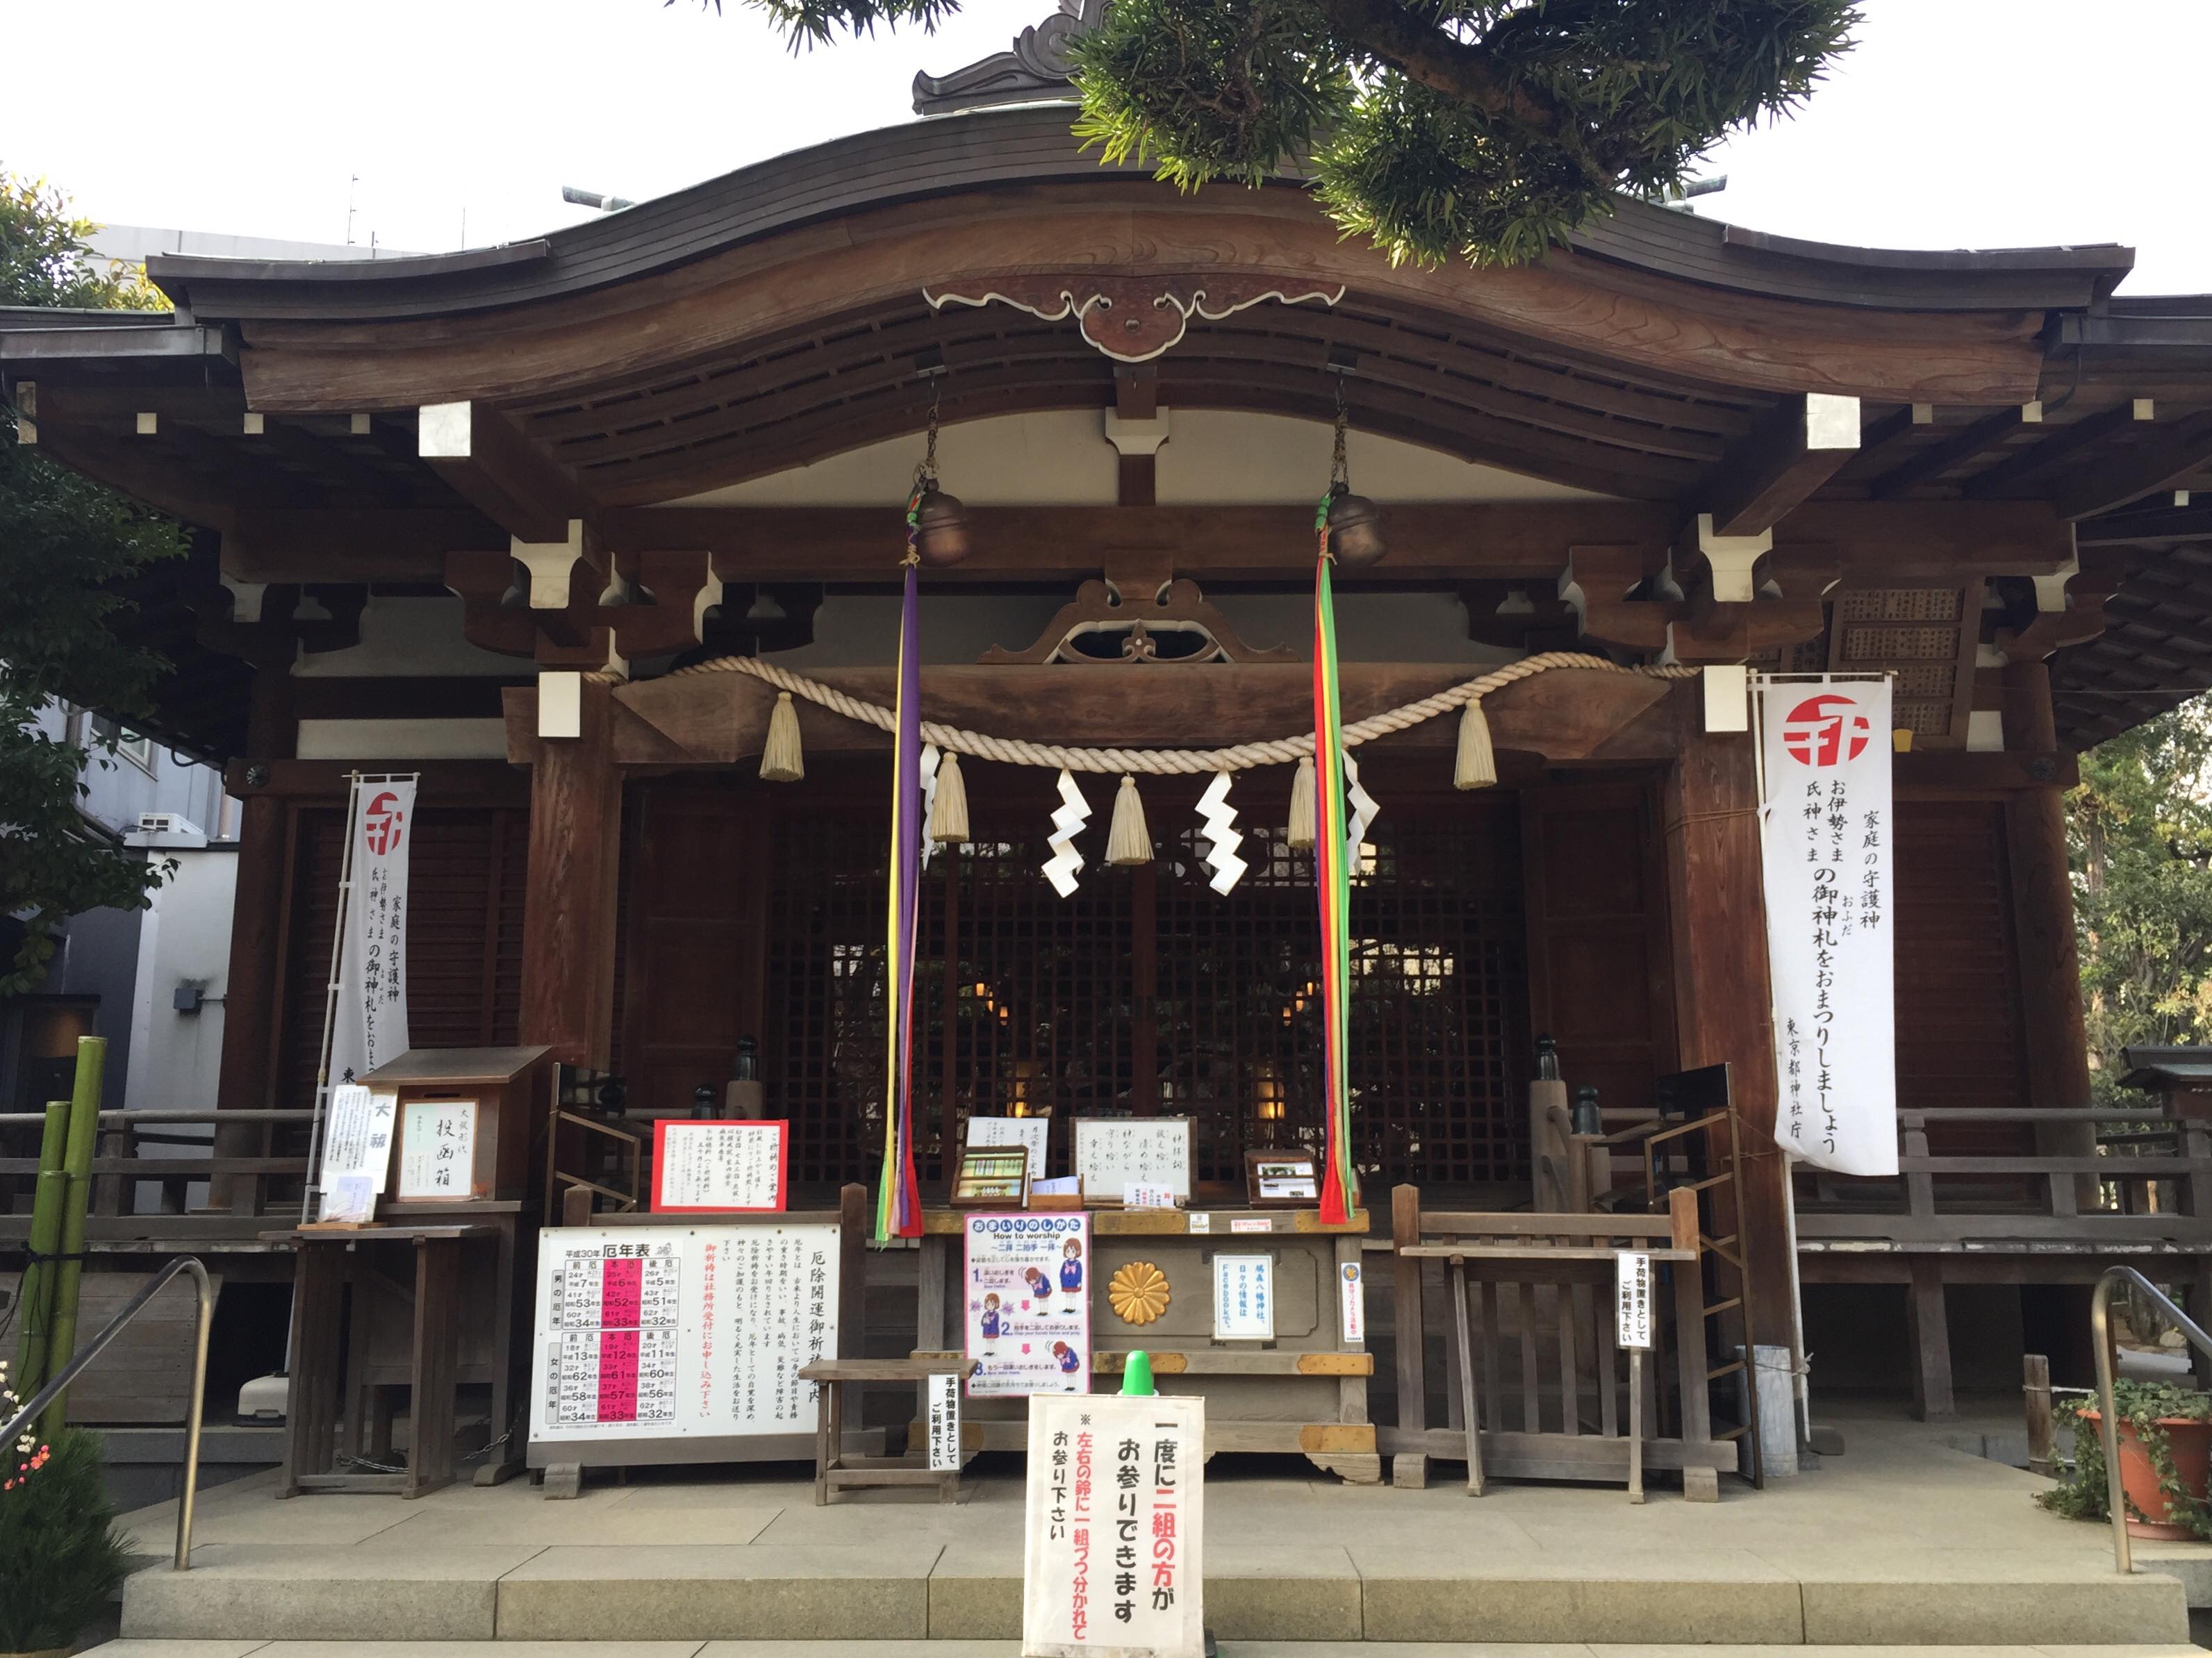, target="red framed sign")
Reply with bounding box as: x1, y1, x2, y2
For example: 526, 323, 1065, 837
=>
649, 1119, 791, 1213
